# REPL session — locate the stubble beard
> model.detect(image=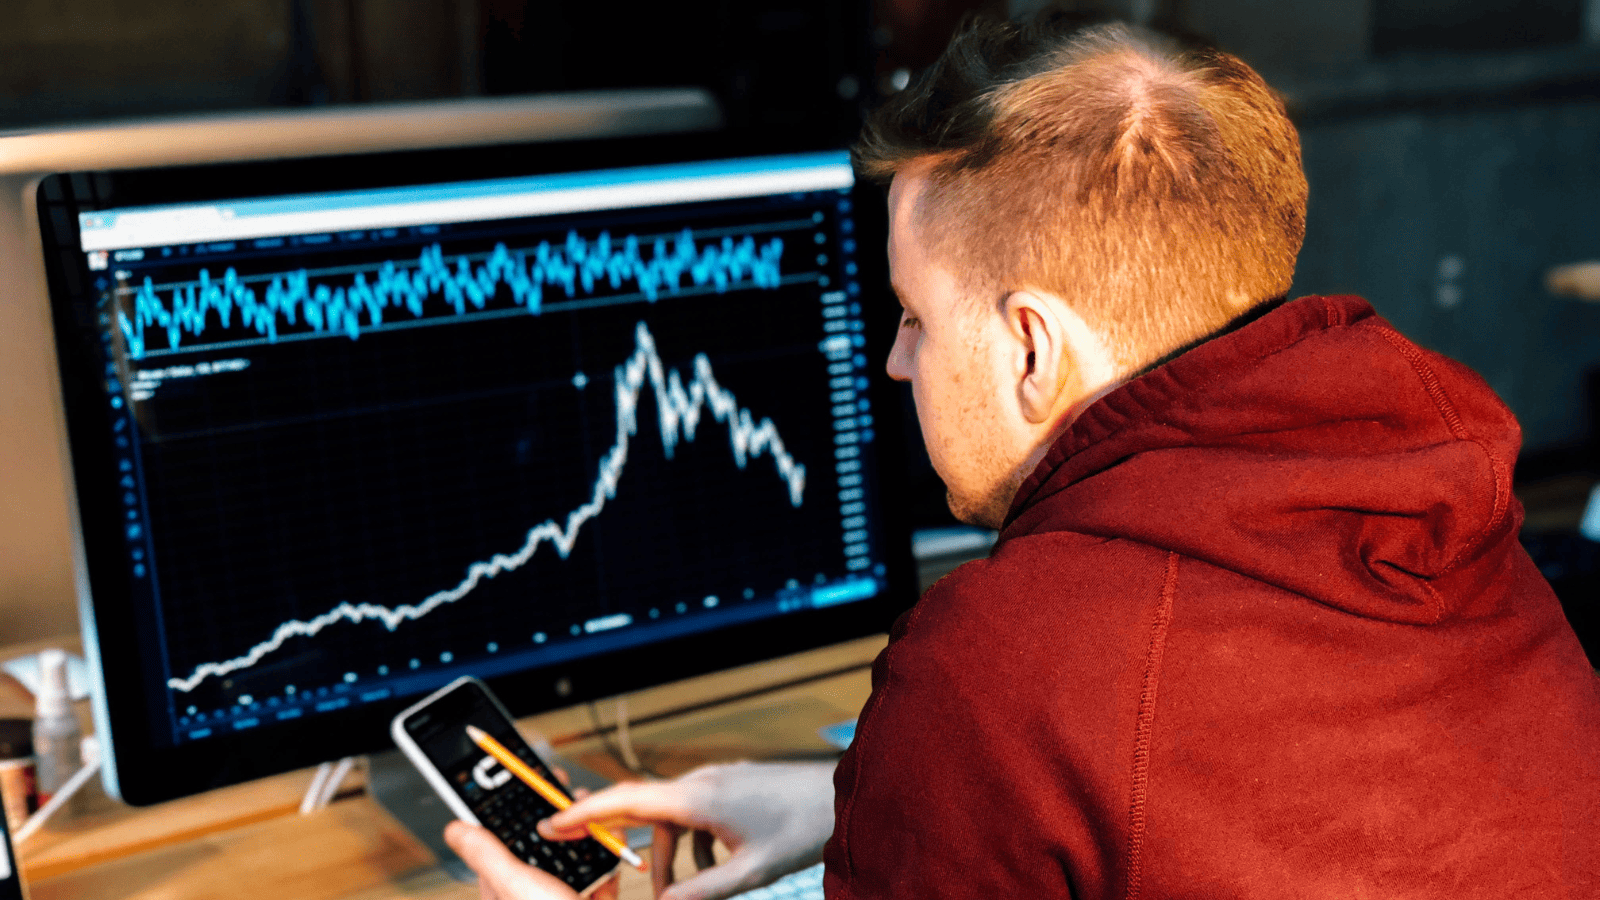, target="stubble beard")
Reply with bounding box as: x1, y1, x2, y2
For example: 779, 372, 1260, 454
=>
943, 463, 1023, 530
